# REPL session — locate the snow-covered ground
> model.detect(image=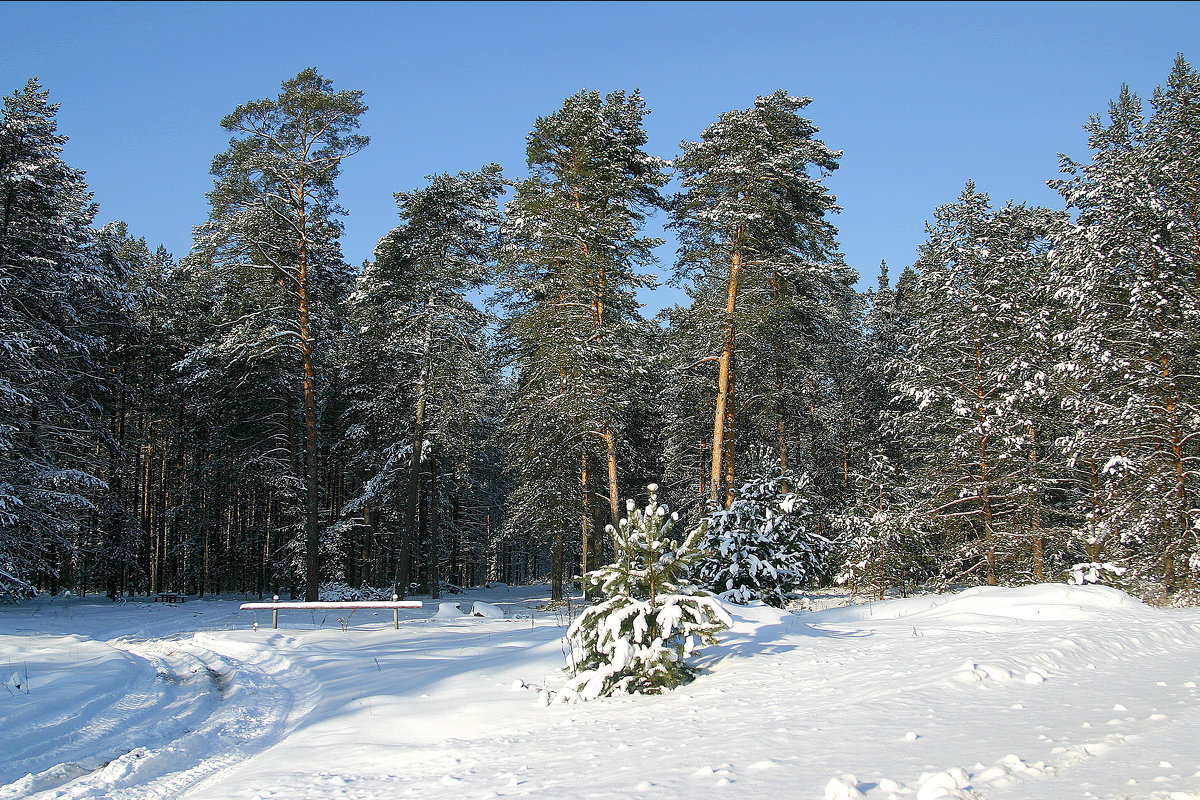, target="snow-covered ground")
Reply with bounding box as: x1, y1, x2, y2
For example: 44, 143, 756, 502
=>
2, 583, 1199, 800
